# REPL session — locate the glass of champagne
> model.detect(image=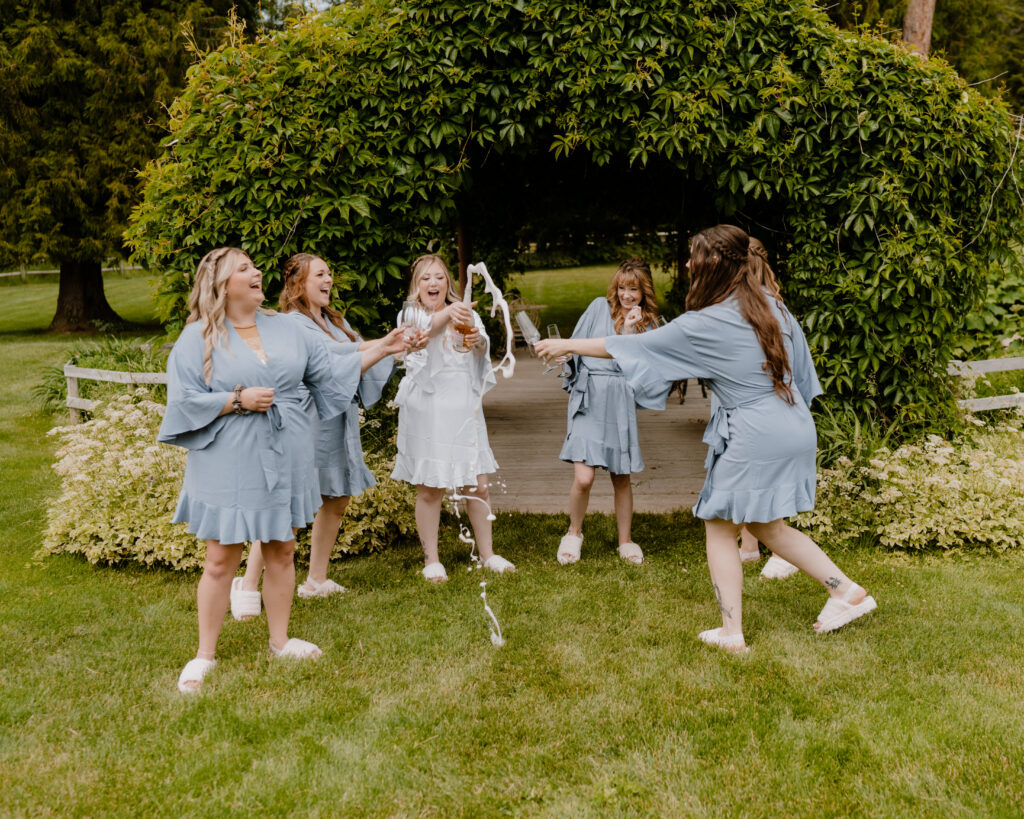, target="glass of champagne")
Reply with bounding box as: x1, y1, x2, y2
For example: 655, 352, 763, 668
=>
545, 324, 570, 376
399, 300, 425, 366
